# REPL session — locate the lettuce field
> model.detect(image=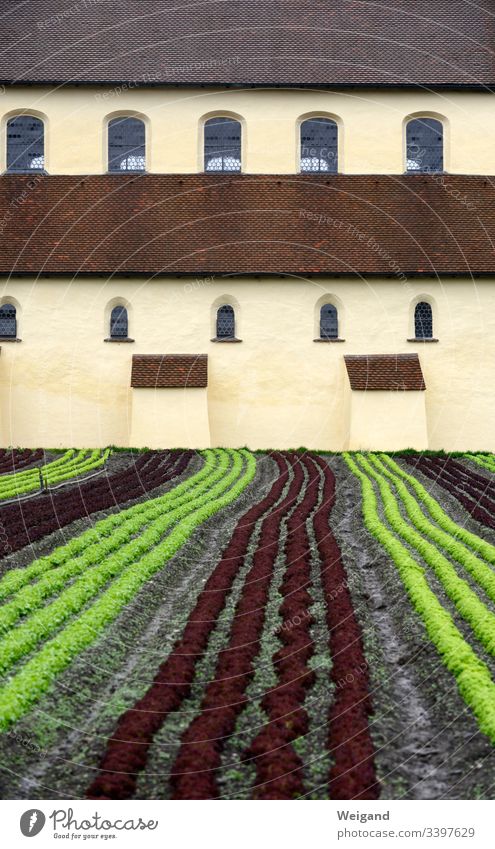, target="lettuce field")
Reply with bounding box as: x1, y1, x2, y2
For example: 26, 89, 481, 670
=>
0, 447, 495, 800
